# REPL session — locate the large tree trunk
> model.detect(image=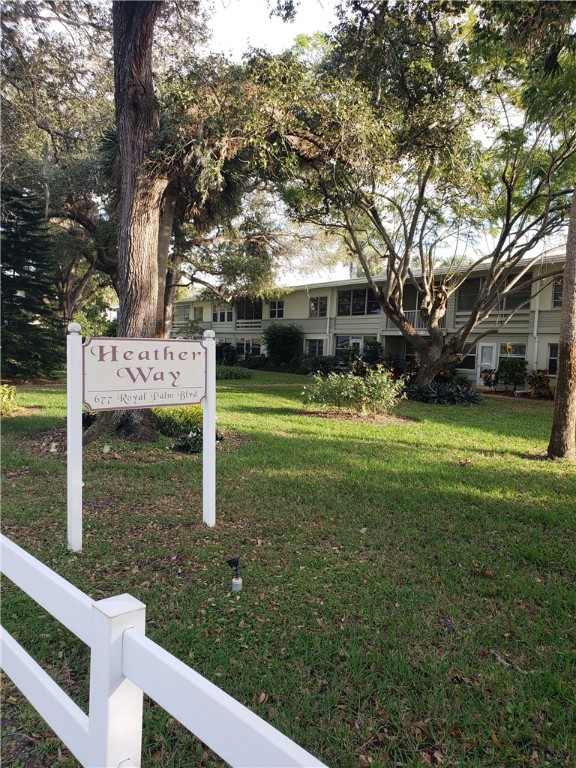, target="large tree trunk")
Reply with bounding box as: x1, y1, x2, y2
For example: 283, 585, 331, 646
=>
113, 0, 167, 338
547, 193, 576, 459
87, 1, 166, 441
154, 185, 178, 337
162, 248, 183, 338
